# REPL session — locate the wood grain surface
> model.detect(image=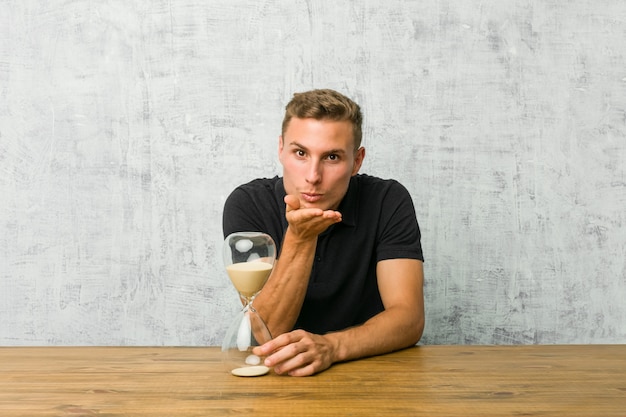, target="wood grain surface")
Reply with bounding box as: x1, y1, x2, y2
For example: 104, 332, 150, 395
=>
0, 345, 624, 416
